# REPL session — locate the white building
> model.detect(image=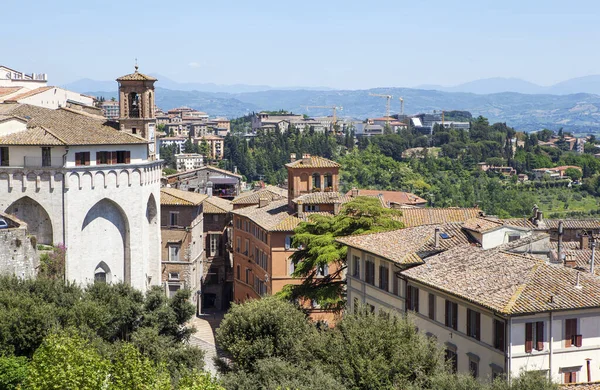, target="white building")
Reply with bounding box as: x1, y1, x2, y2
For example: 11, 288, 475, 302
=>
0, 65, 47, 89
175, 153, 203, 172
158, 137, 187, 154
340, 226, 600, 386
0, 68, 162, 293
